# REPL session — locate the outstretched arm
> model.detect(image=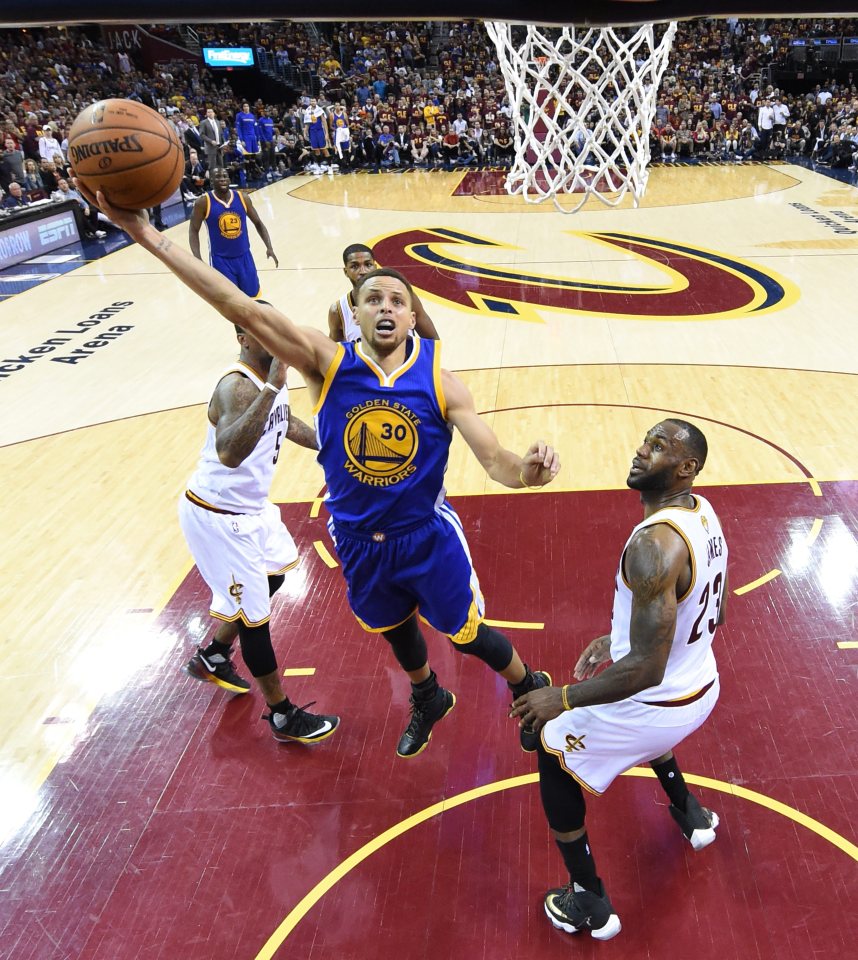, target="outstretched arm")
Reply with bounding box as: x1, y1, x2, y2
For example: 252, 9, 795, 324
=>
442, 368, 559, 488
244, 193, 278, 267
74, 183, 334, 381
